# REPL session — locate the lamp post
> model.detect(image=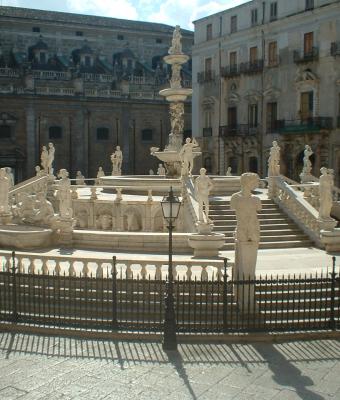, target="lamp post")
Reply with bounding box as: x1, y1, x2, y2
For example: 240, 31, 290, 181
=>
161, 186, 181, 351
